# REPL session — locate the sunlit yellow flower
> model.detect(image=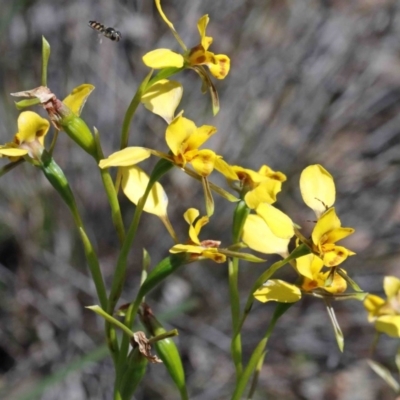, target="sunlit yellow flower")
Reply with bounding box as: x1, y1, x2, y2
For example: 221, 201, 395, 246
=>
364, 276, 400, 338
230, 164, 286, 209
187, 15, 230, 79
166, 114, 235, 178
99, 113, 236, 216
142, 1, 230, 114
300, 164, 335, 219
100, 114, 235, 180
311, 207, 355, 267
169, 208, 226, 263
143, 2, 230, 80
296, 254, 347, 294
0, 111, 50, 161
253, 254, 347, 304
242, 204, 294, 258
